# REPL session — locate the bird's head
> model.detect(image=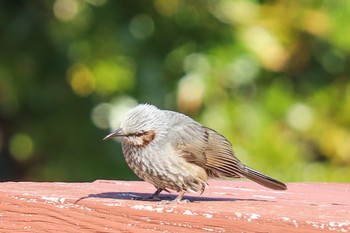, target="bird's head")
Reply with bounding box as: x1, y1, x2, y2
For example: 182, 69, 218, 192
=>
104, 104, 168, 147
